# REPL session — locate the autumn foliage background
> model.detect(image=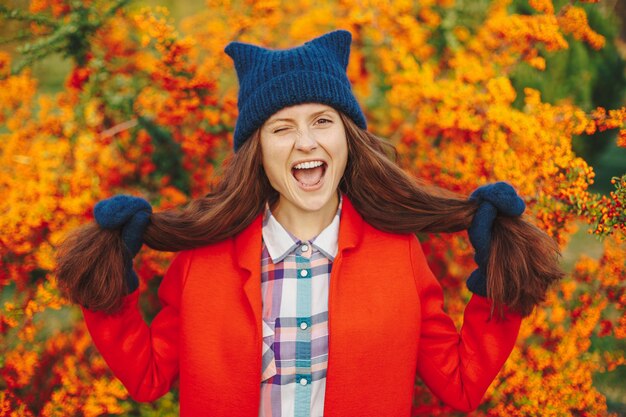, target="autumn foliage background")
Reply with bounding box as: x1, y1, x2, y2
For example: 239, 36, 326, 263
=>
1, 0, 626, 416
